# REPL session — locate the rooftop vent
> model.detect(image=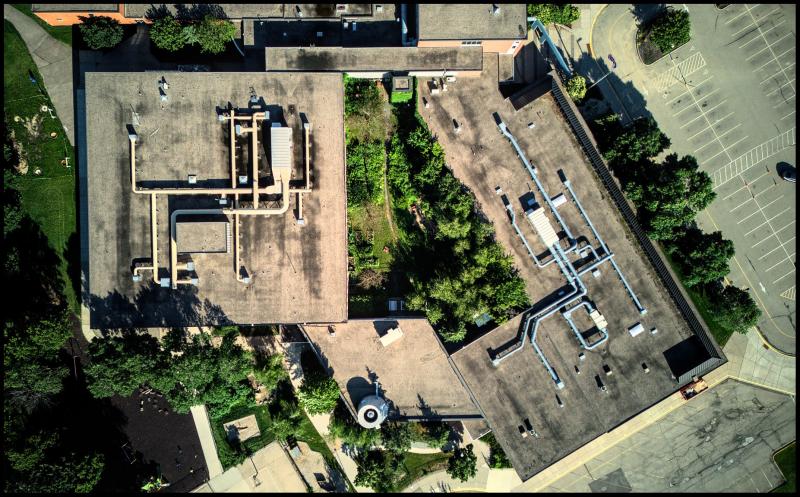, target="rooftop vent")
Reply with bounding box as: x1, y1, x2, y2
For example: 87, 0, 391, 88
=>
239, 175, 248, 185
492, 4, 501, 16
160, 277, 170, 288
188, 174, 197, 184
